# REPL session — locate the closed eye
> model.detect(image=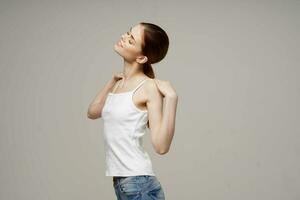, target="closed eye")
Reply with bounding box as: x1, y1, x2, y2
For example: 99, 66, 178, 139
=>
126, 32, 133, 44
